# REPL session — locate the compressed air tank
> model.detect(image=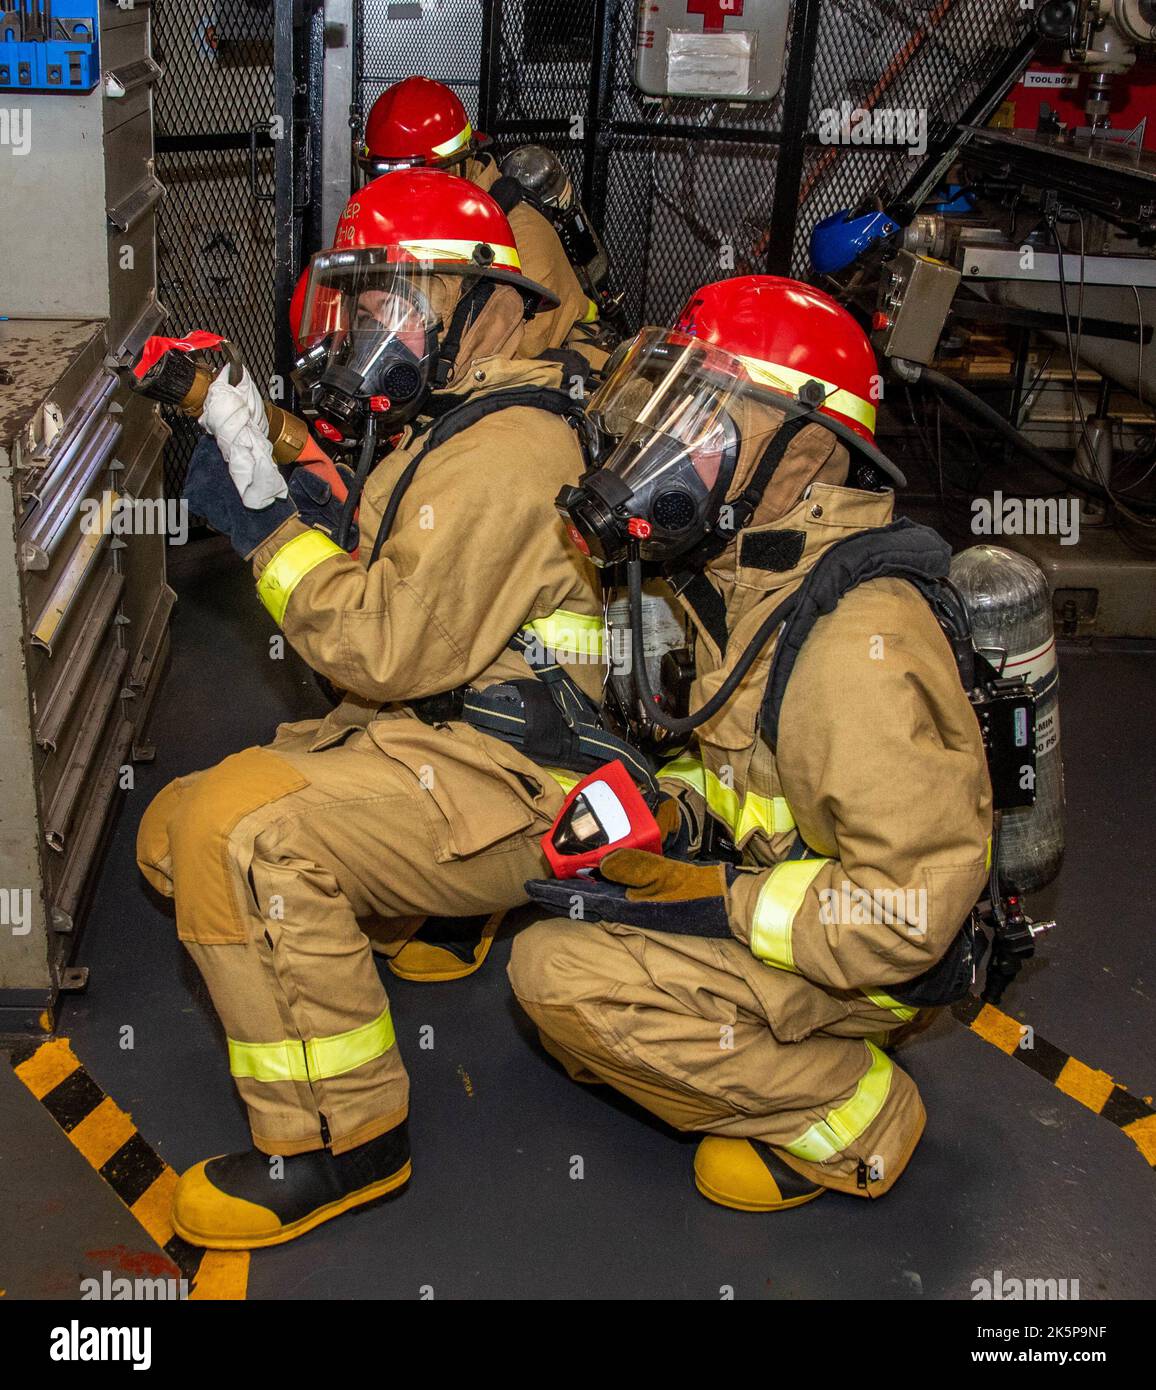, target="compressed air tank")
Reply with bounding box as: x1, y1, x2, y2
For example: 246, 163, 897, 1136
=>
950, 546, 1065, 894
